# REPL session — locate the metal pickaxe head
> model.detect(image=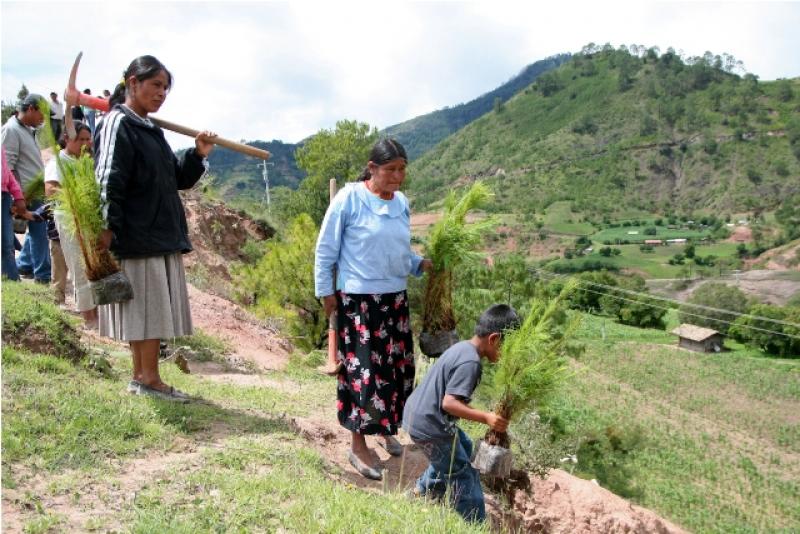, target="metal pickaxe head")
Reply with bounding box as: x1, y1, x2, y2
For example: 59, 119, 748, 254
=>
65, 51, 110, 140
